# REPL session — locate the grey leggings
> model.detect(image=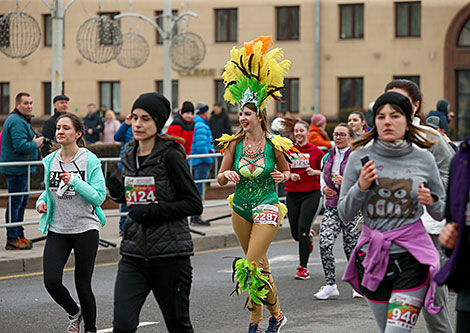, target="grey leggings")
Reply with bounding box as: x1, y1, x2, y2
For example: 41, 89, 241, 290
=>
367, 285, 427, 332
